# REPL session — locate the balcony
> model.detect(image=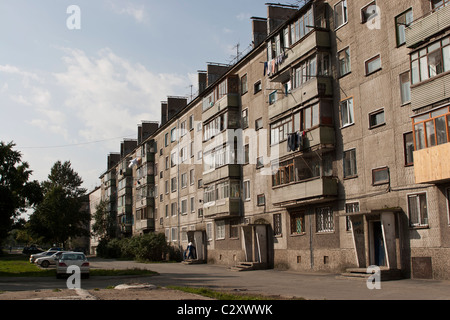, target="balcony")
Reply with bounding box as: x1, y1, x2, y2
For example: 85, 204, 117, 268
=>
203, 164, 241, 185
411, 73, 450, 110
202, 94, 239, 123
135, 196, 155, 210
405, 5, 450, 49
268, 30, 330, 82
135, 219, 155, 232
271, 176, 338, 207
414, 143, 450, 184
203, 198, 240, 219
268, 77, 333, 120
273, 126, 335, 160
117, 204, 132, 215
